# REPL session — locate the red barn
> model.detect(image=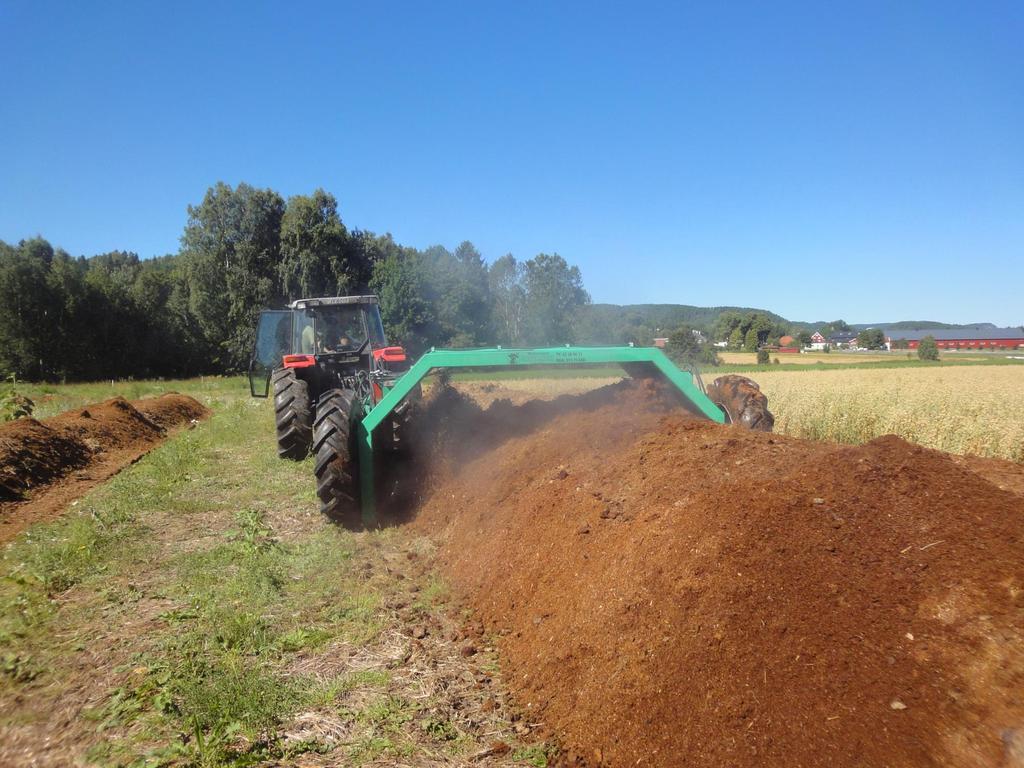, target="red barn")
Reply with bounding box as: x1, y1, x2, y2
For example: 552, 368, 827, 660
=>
885, 328, 1024, 350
